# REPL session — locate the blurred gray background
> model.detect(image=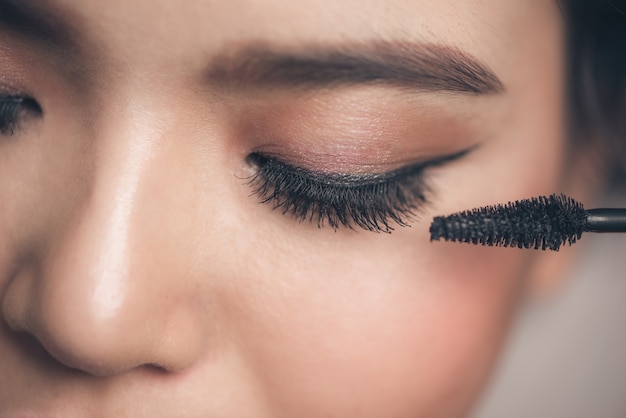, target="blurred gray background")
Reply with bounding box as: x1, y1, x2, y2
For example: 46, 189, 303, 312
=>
472, 196, 626, 418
